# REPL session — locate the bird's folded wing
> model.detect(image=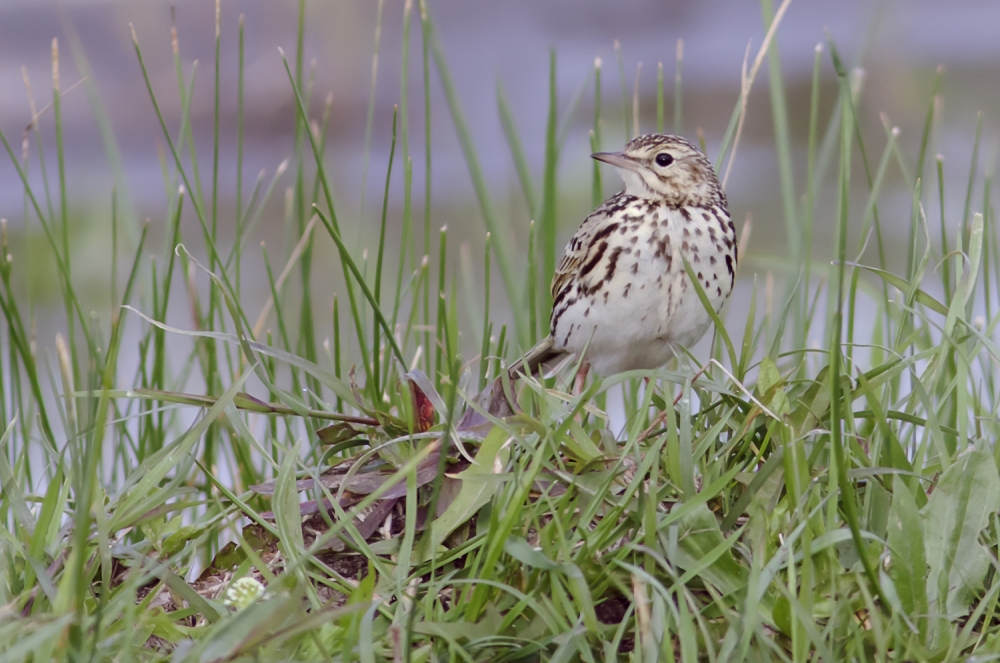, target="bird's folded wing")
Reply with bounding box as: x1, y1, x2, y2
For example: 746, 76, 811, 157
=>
550, 205, 626, 301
